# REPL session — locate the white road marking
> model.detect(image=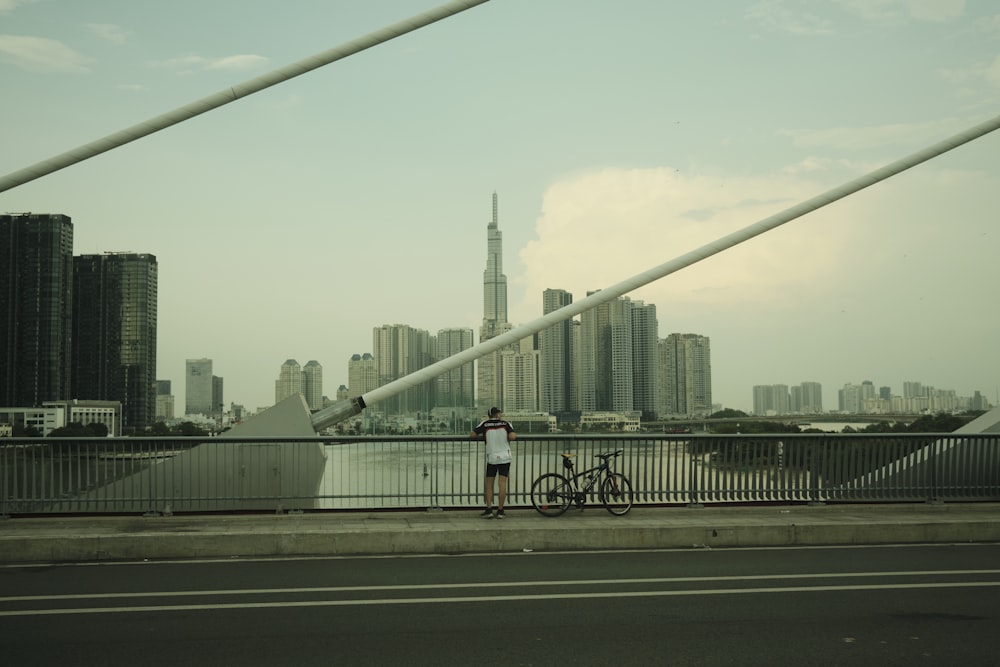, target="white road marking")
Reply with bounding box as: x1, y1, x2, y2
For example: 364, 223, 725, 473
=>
3, 568, 999, 602
2, 576, 999, 616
